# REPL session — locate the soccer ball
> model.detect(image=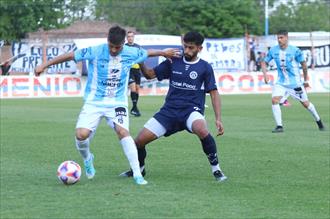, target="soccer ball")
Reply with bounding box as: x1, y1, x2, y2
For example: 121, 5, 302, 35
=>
57, 160, 81, 185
